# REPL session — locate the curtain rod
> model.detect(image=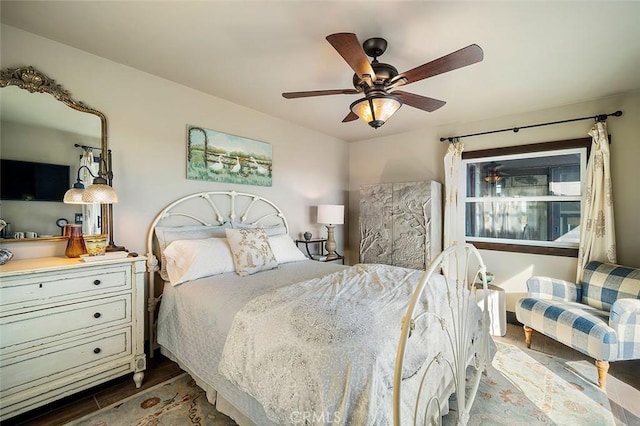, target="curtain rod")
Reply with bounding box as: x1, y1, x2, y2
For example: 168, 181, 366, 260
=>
440, 110, 623, 143
74, 143, 101, 151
